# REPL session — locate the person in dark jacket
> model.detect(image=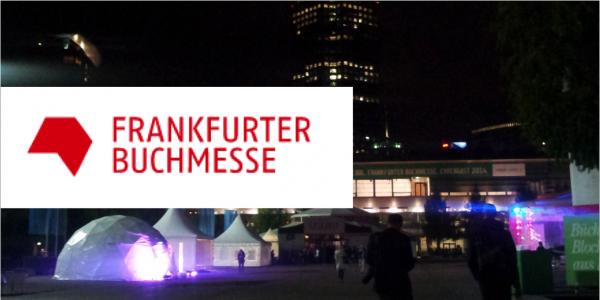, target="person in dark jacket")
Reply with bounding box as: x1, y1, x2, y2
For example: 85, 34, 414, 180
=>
237, 249, 245, 273
467, 204, 522, 300
536, 242, 545, 251
365, 214, 416, 300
